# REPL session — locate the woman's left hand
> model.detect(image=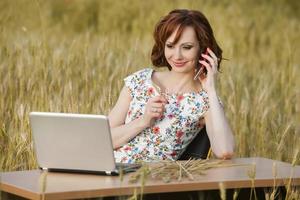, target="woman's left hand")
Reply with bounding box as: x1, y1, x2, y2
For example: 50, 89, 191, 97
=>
197, 47, 219, 92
